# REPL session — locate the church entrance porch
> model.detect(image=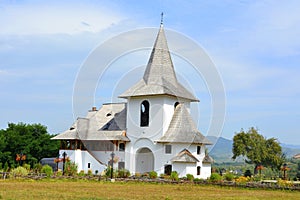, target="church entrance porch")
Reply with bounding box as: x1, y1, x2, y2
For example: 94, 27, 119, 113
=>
135, 147, 154, 173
